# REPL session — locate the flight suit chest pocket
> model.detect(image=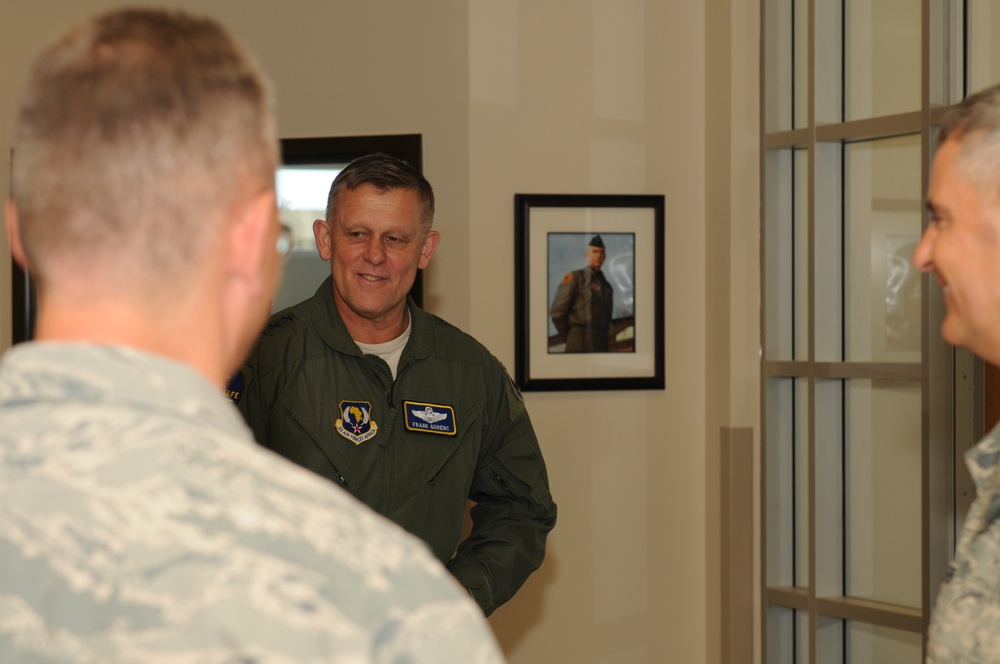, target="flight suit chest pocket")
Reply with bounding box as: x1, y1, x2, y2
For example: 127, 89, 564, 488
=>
396, 402, 480, 487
